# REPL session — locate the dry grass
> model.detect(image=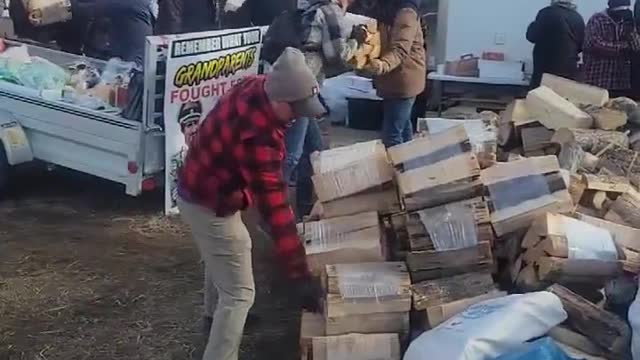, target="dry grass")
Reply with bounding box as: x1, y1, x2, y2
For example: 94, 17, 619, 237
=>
0, 182, 299, 360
